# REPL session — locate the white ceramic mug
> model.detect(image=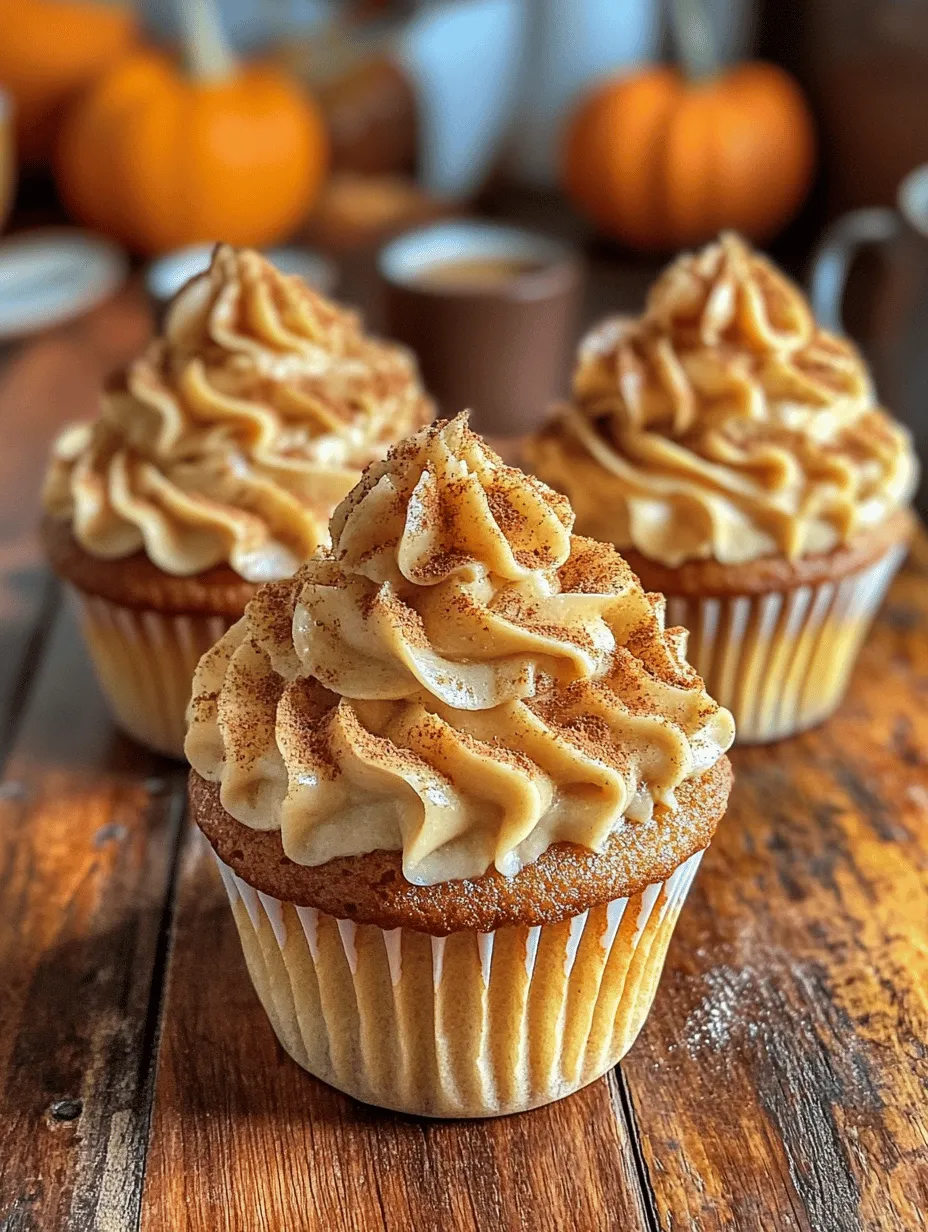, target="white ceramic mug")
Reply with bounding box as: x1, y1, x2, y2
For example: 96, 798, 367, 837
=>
809, 163, 928, 513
